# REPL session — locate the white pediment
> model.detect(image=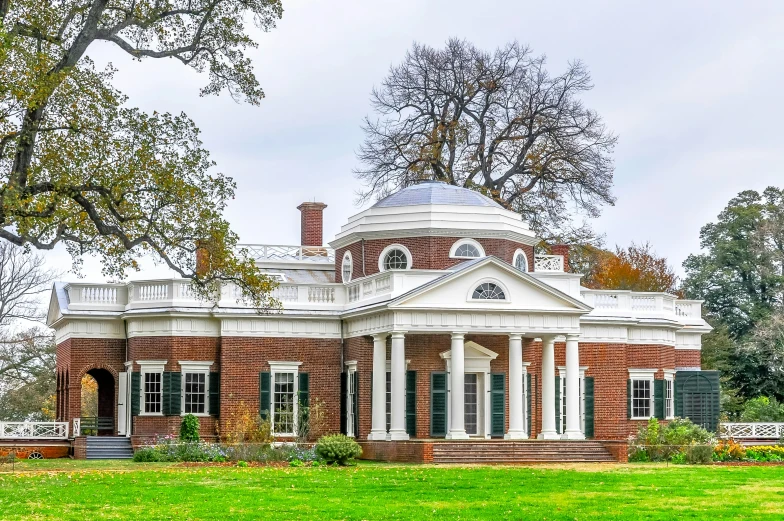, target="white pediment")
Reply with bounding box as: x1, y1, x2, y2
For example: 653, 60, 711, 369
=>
46, 284, 64, 326
440, 341, 499, 360
390, 258, 591, 314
